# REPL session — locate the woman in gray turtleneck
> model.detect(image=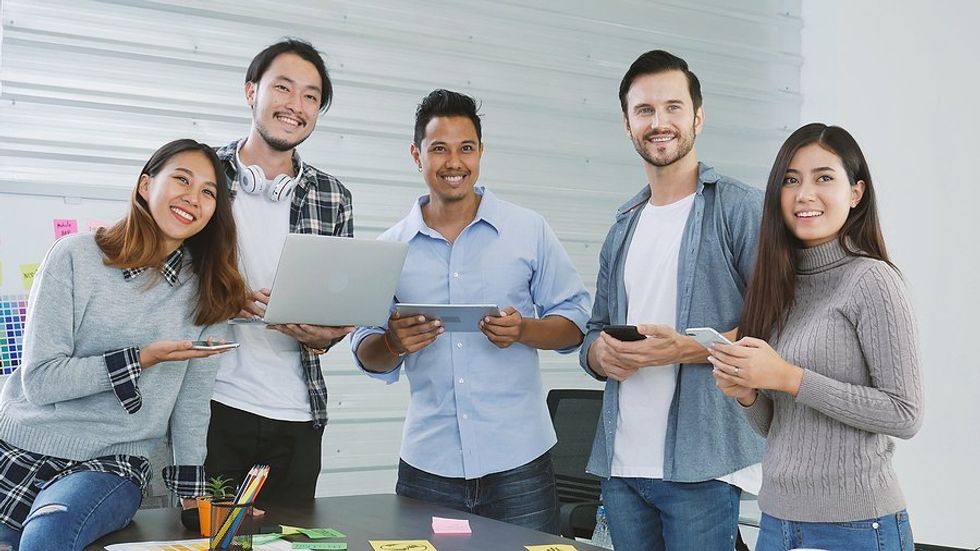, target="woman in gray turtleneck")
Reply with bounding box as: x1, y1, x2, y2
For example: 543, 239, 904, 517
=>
710, 123, 922, 551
